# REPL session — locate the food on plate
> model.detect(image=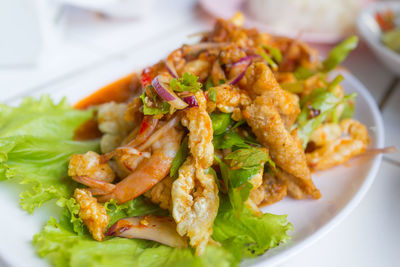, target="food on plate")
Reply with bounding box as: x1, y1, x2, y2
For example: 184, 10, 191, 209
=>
0, 14, 375, 266
375, 9, 400, 54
